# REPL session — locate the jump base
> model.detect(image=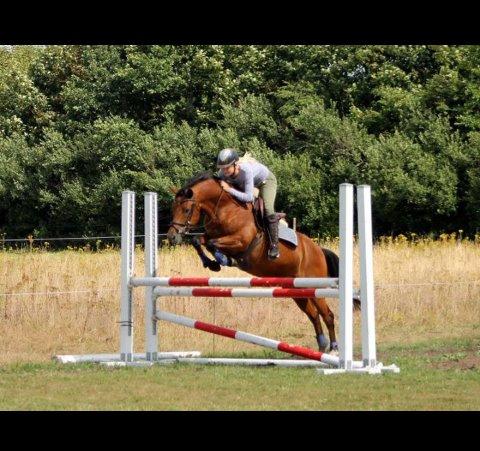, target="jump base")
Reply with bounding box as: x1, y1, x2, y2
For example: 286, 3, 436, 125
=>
317, 363, 400, 375
53, 351, 201, 364
100, 358, 334, 368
